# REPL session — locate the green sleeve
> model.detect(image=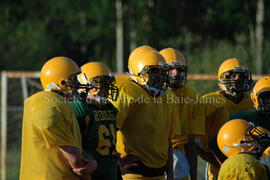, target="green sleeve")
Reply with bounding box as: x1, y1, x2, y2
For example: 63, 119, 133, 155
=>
230, 111, 248, 120
69, 101, 88, 134
229, 109, 256, 121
